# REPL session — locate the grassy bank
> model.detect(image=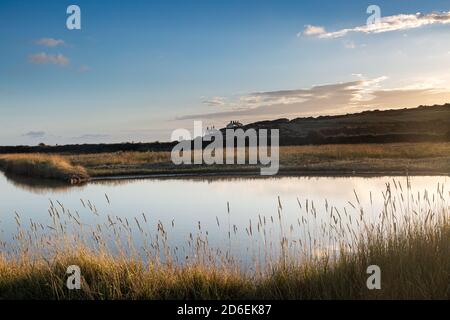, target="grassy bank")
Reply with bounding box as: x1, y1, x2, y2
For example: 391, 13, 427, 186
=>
0, 154, 90, 184
0, 181, 448, 299
67, 142, 450, 177
1, 143, 449, 181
